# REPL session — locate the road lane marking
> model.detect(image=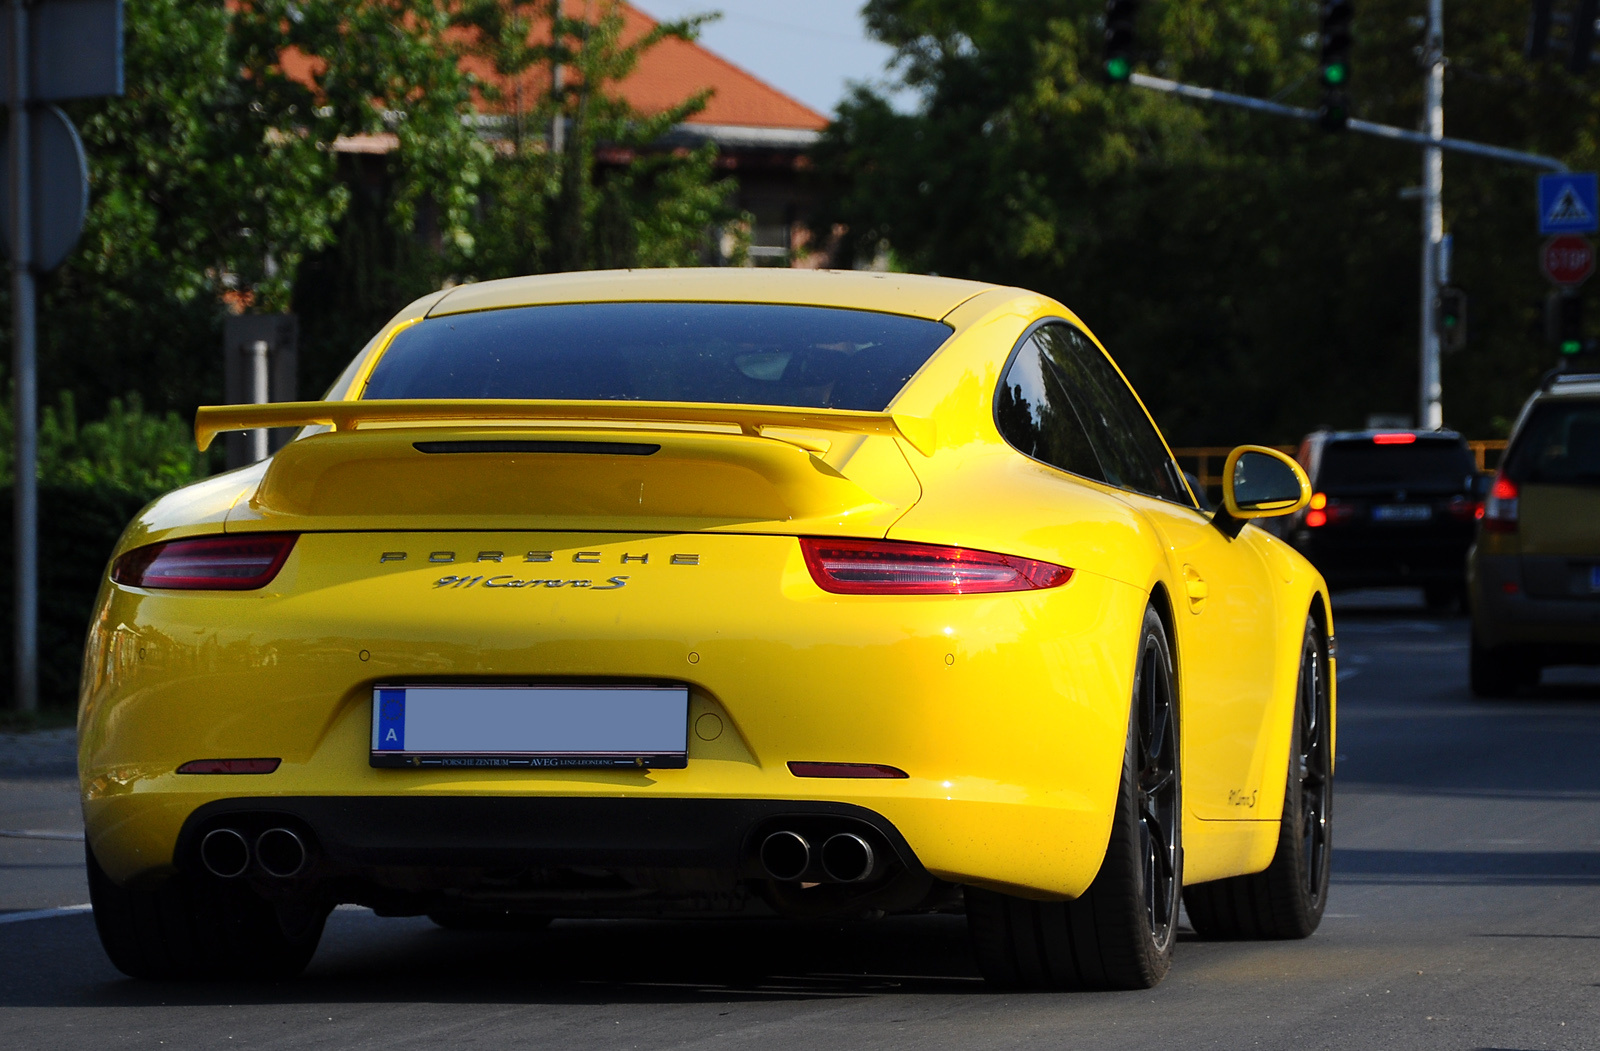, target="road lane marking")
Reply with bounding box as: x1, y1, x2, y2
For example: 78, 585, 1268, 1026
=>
0, 829, 85, 841
0, 904, 91, 925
